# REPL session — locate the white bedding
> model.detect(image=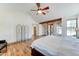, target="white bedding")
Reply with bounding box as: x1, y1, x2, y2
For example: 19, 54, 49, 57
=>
31, 35, 79, 56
